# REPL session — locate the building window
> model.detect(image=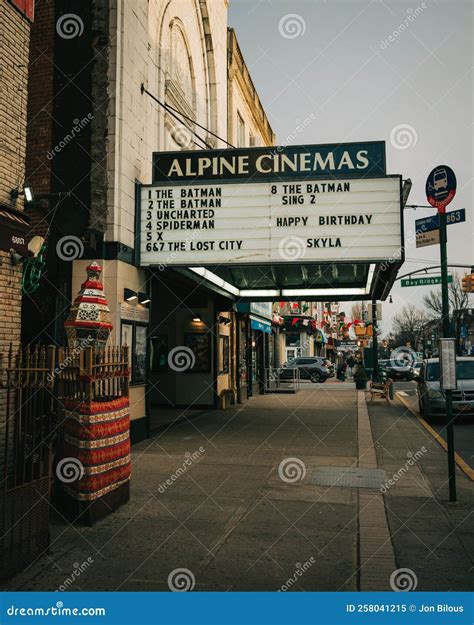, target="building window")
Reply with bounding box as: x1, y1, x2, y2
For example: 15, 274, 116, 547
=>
249, 133, 258, 147
237, 113, 245, 147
